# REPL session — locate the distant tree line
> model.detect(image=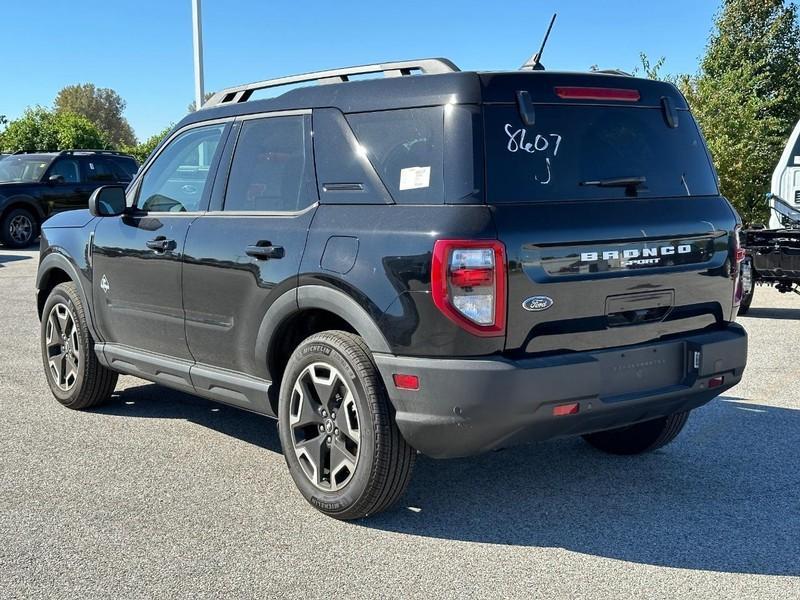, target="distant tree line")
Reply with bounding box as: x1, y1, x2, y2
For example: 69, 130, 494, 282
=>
0, 83, 174, 164
629, 0, 800, 224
